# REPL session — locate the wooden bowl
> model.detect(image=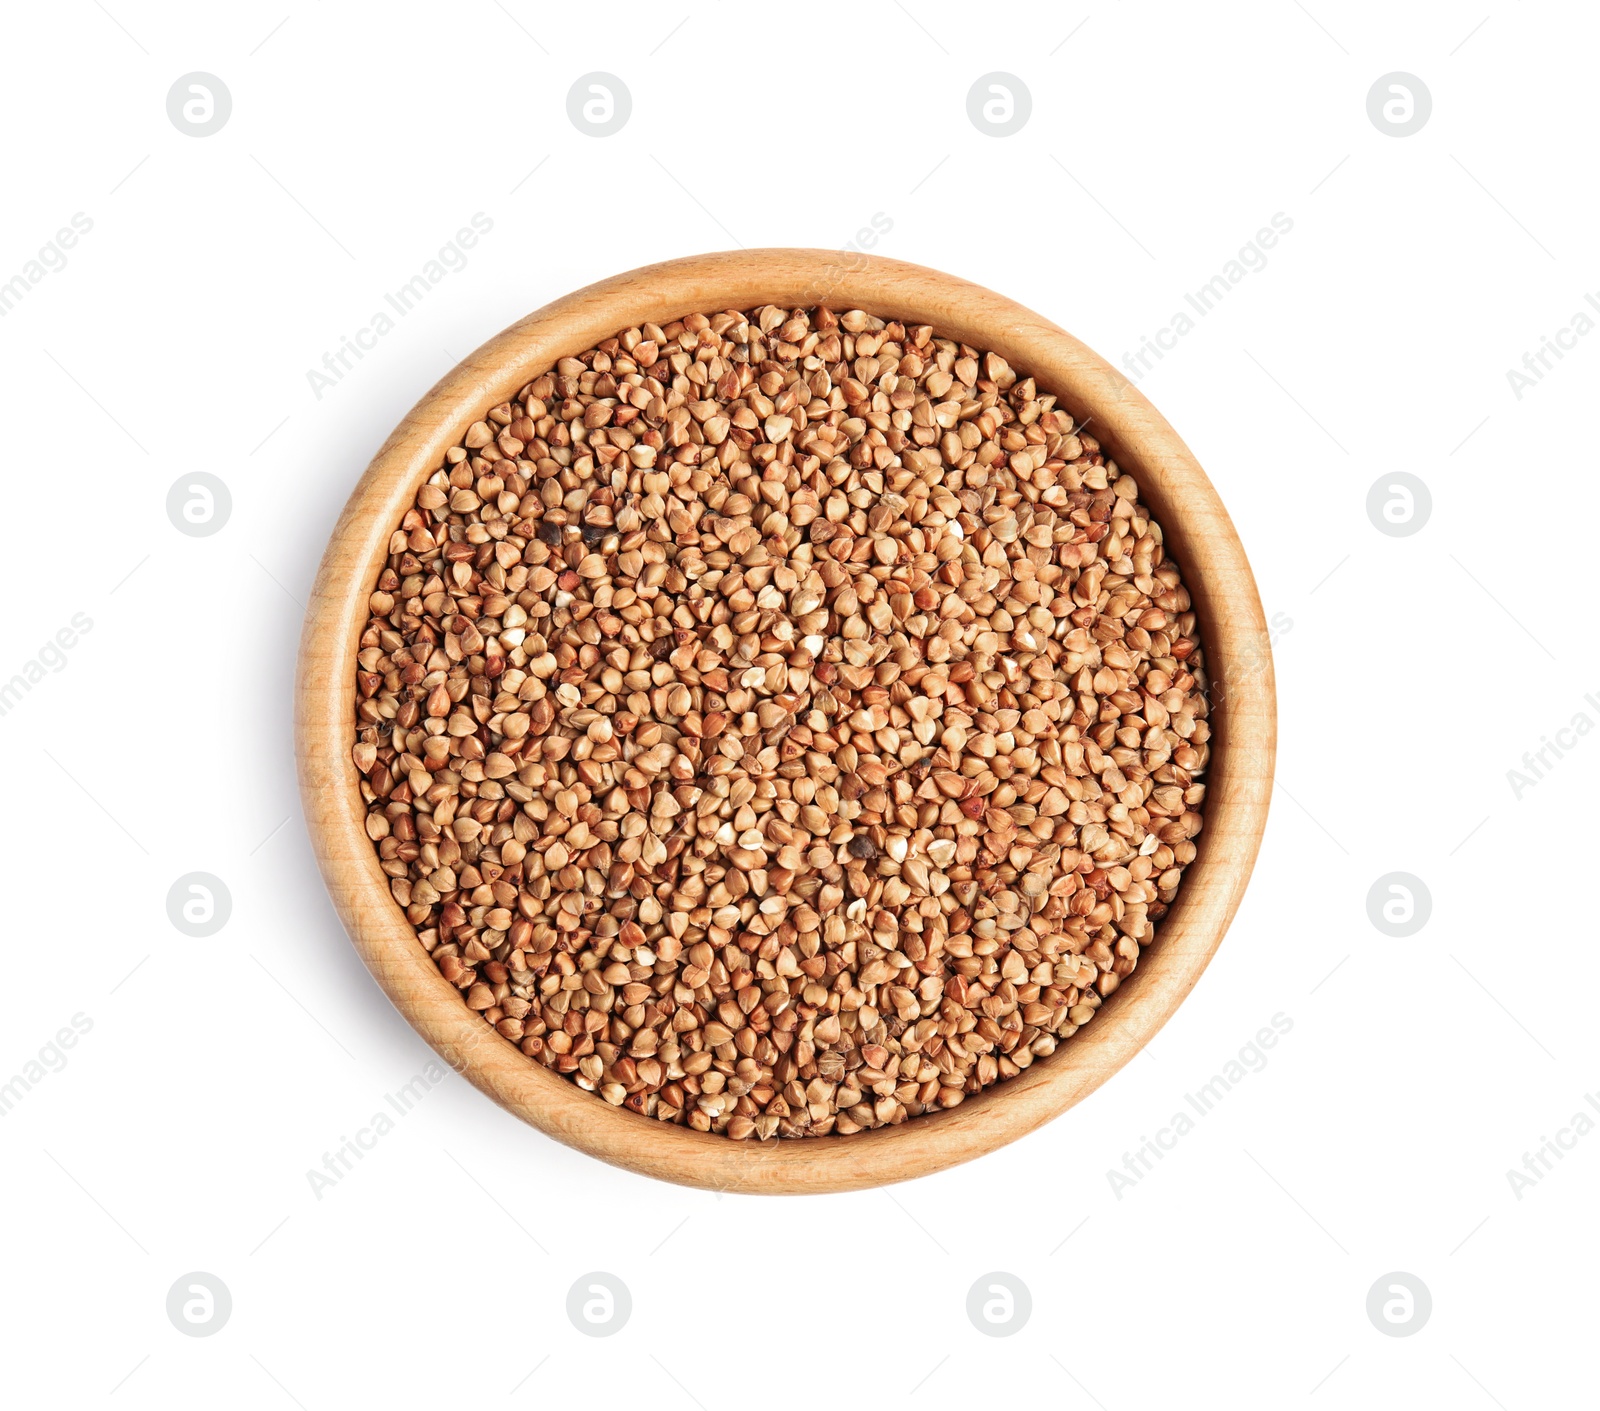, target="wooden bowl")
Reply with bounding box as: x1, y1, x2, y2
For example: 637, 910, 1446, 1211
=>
296, 249, 1275, 1194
